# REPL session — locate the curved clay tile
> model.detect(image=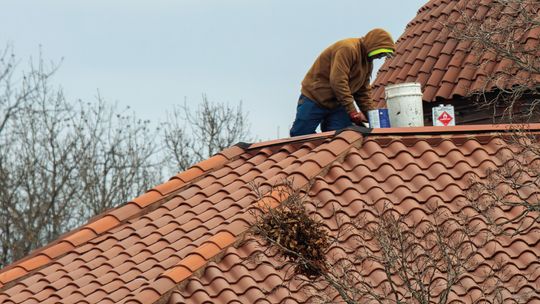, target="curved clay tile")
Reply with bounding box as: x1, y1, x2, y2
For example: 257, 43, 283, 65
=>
373, 0, 540, 104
